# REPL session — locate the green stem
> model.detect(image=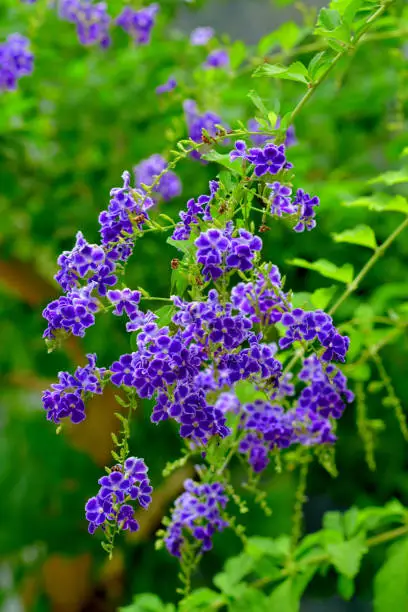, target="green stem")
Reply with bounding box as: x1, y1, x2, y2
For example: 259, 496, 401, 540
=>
290, 0, 395, 124
329, 215, 408, 315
